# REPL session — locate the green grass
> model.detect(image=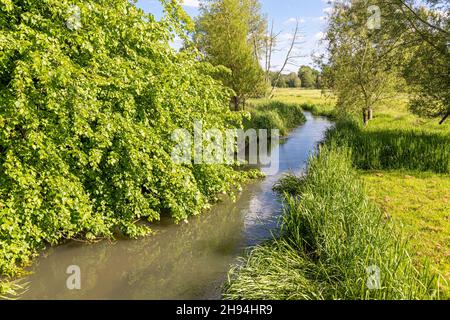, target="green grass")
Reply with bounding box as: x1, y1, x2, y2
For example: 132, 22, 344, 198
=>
362, 171, 450, 297
225, 89, 448, 300
224, 147, 439, 300
244, 100, 306, 136
325, 121, 450, 173
323, 93, 450, 174
250, 89, 337, 118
